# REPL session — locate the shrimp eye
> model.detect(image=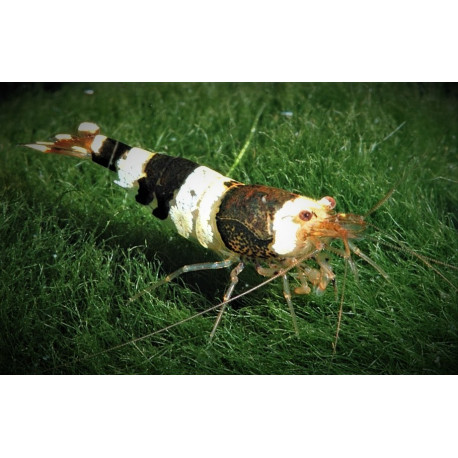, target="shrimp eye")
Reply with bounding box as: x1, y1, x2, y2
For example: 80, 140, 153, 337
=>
299, 210, 313, 221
